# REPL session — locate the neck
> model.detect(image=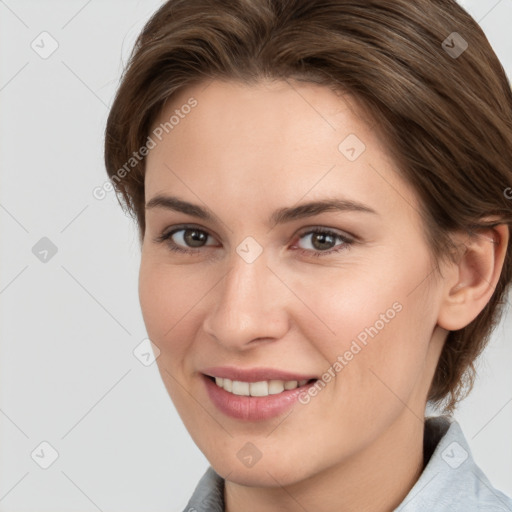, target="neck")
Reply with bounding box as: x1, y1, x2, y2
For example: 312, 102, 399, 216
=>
224, 409, 426, 512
